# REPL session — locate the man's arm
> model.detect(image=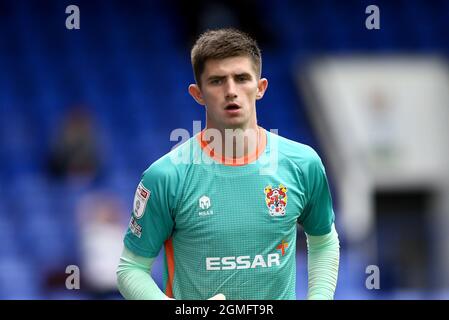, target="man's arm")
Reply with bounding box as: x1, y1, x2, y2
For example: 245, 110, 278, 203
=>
116, 246, 171, 300
305, 223, 340, 300
116, 247, 227, 300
